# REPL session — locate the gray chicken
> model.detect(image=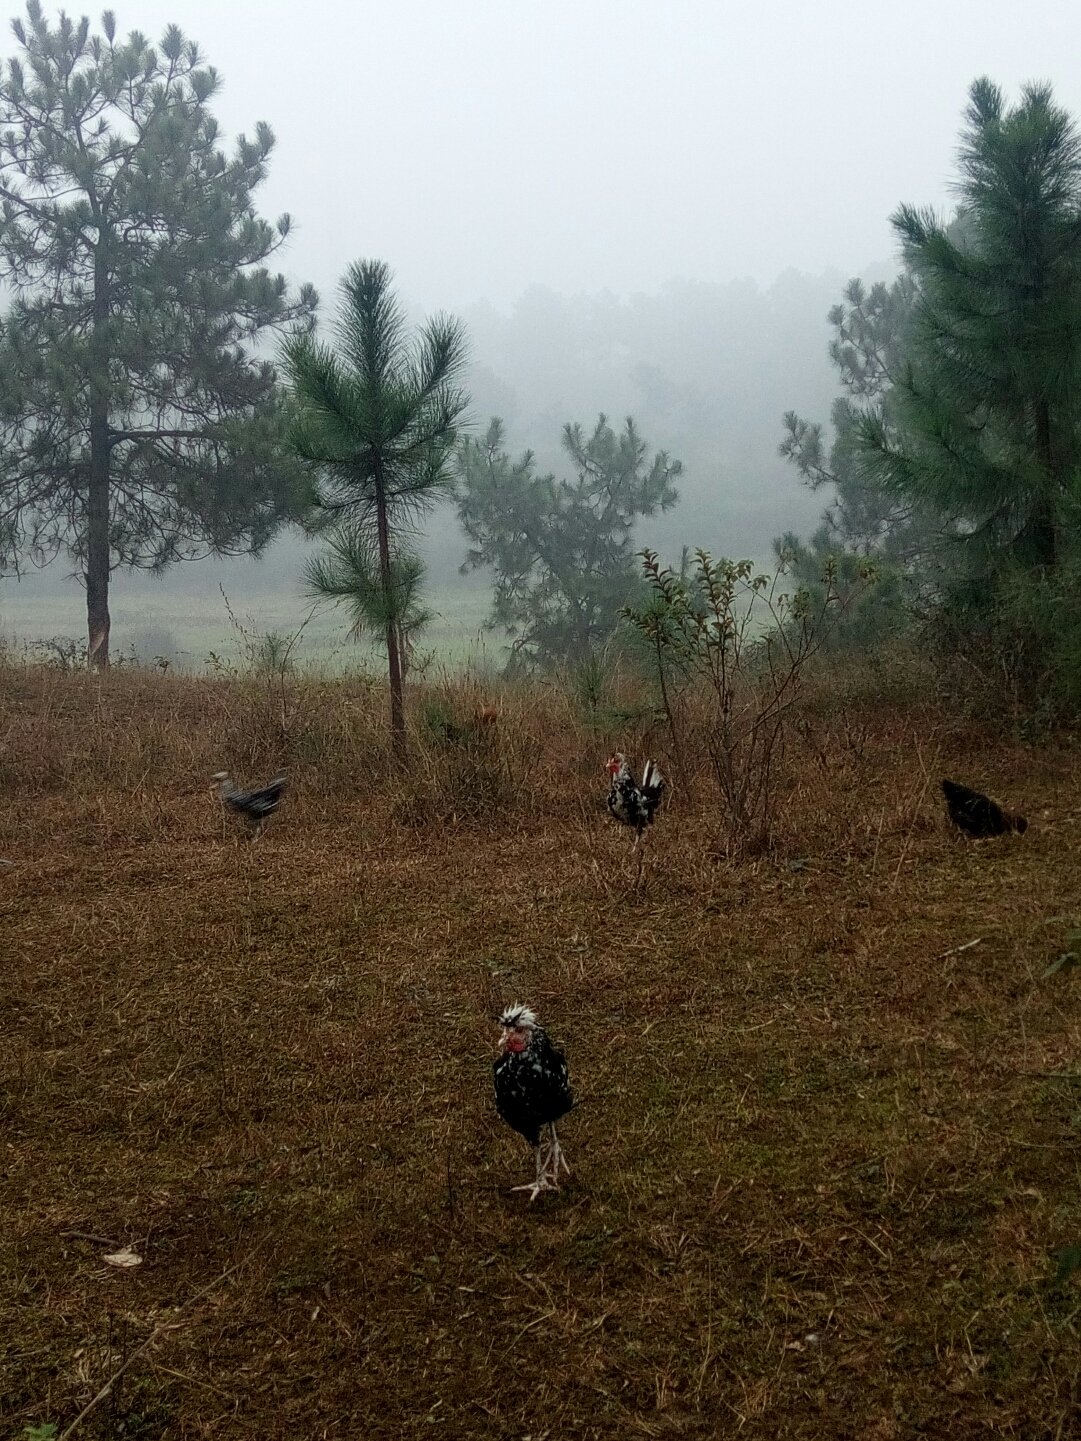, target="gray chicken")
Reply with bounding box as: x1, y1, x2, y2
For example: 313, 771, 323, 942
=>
211, 771, 287, 839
